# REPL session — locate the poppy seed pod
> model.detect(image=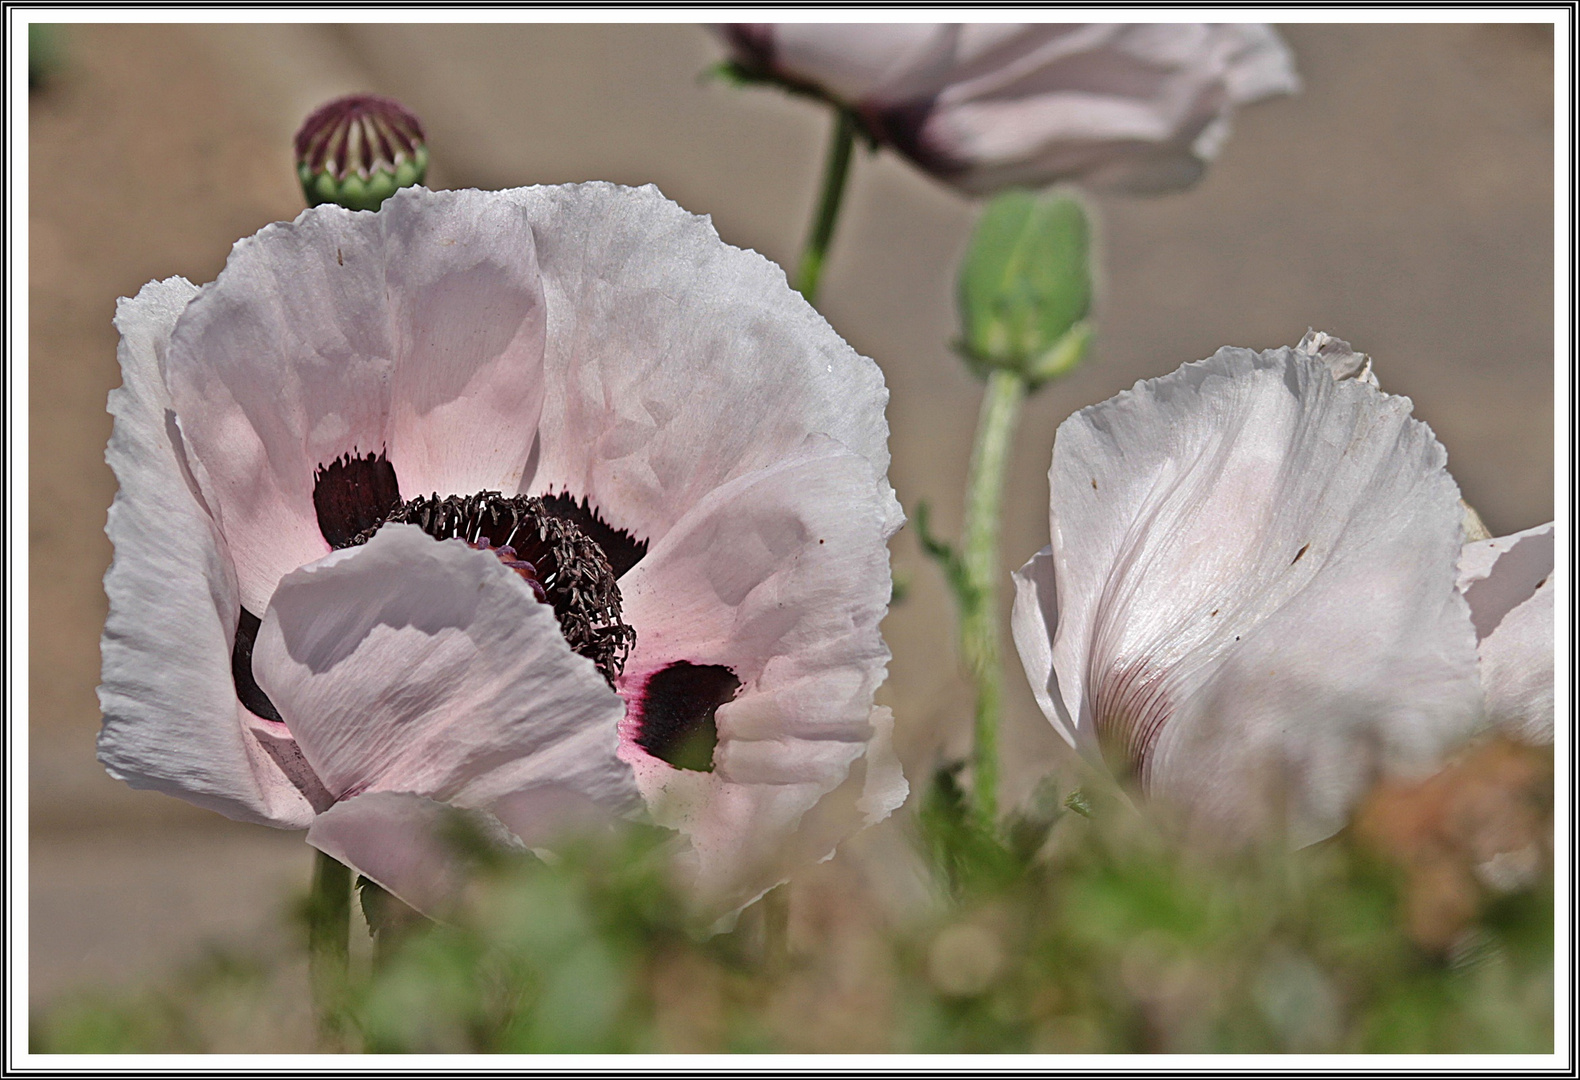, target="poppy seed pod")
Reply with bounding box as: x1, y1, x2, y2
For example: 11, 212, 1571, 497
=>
294, 93, 429, 211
